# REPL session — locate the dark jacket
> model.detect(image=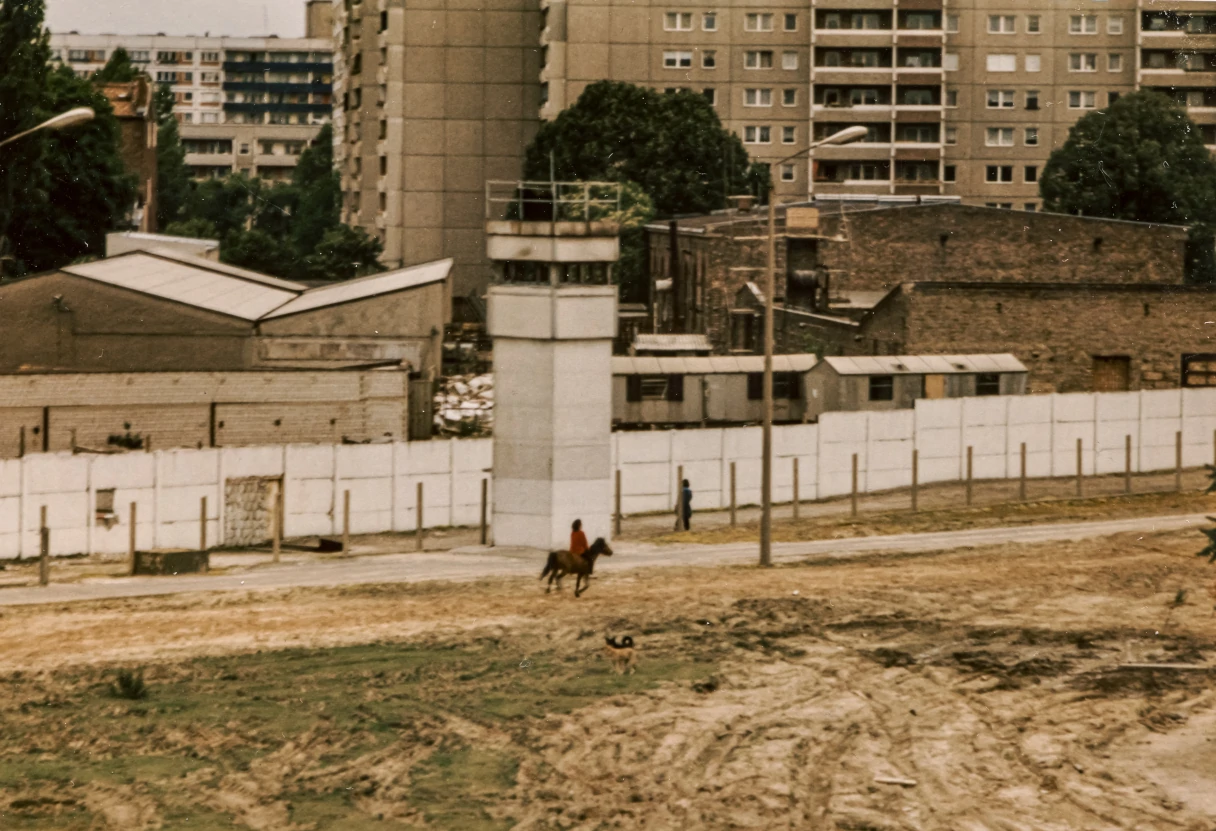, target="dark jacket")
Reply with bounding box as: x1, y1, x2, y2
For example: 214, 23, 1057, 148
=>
681, 486, 693, 517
